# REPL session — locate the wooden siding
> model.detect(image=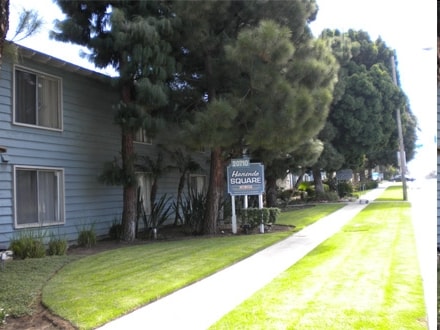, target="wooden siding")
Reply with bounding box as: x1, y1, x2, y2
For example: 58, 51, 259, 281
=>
0, 46, 211, 247
0, 53, 122, 246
